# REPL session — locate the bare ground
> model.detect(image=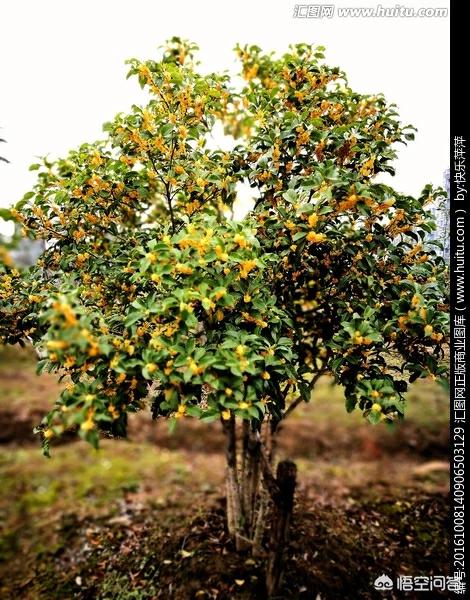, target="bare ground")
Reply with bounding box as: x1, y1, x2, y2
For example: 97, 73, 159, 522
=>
0, 346, 450, 599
